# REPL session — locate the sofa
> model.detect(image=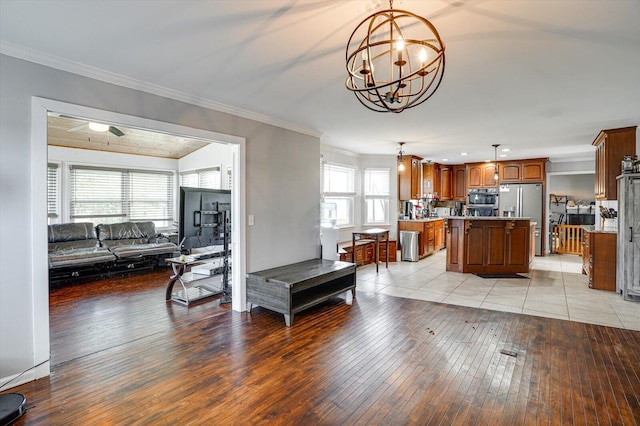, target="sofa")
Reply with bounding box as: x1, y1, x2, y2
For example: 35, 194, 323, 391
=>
48, 221, 179, 285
